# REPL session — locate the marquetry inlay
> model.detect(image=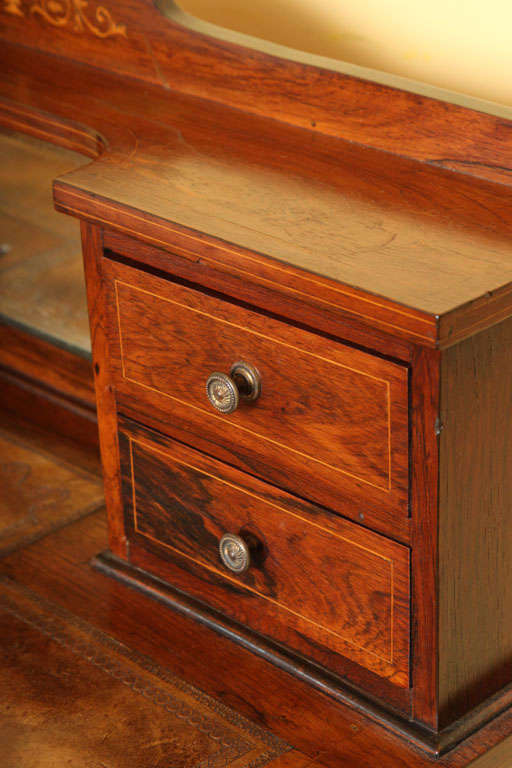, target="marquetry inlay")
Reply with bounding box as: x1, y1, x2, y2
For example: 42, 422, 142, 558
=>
3, 0, 127, 37
4, 0, 23, 14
